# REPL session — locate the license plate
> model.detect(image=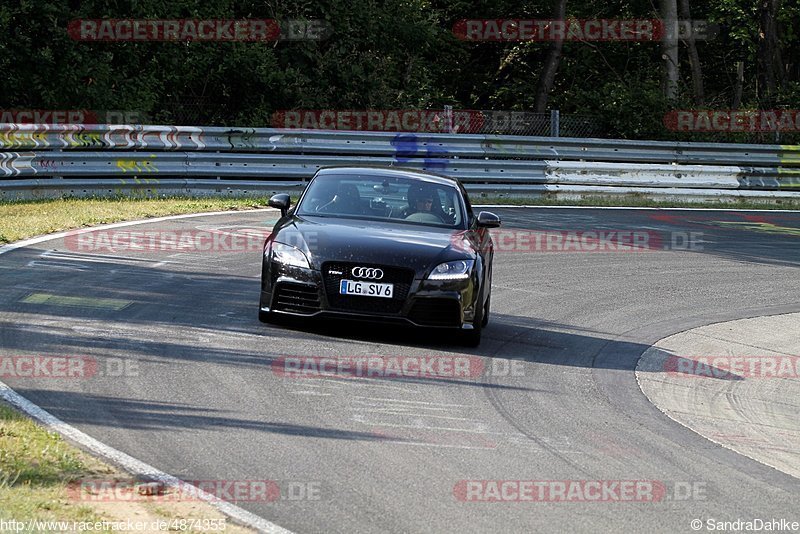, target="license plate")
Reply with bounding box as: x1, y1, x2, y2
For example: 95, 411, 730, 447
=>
339, 279, 394, 298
